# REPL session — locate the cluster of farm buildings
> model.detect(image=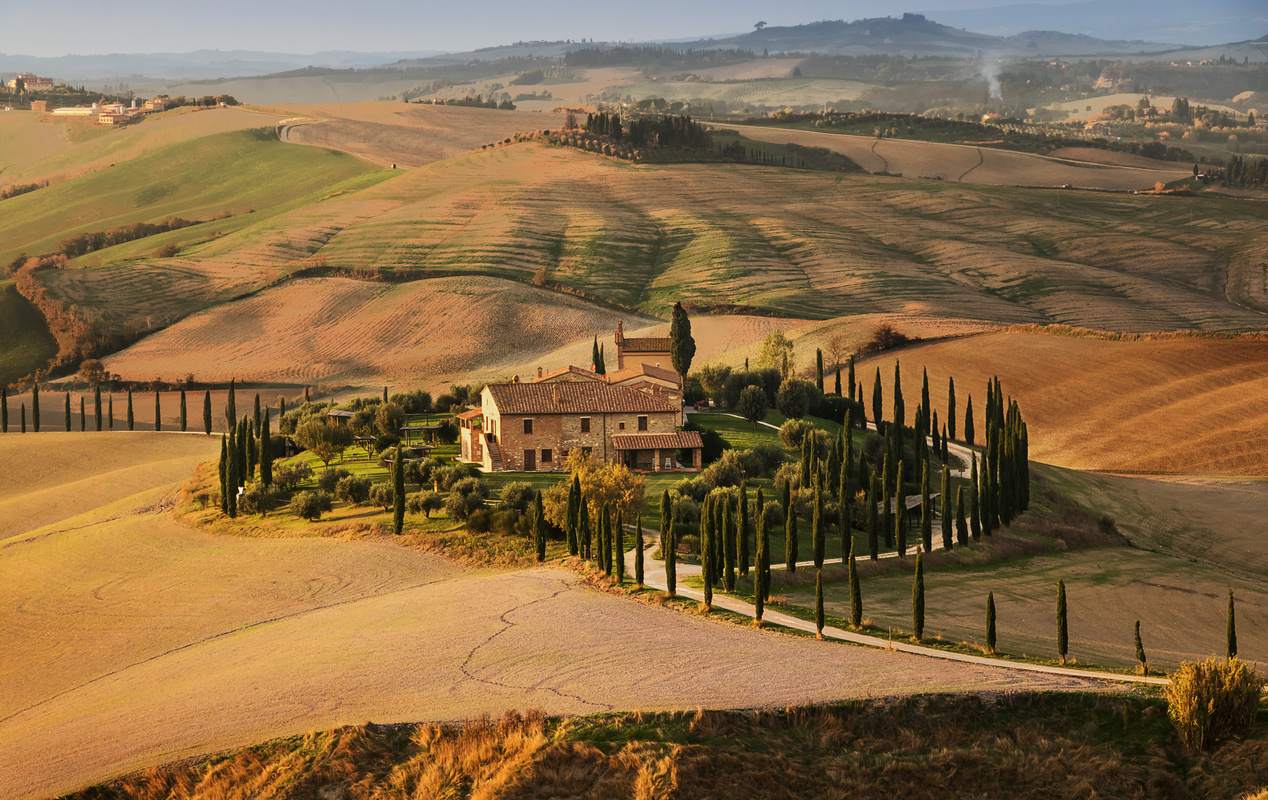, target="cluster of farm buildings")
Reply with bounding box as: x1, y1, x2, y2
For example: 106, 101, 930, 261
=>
6, 74, 171, 124
457, 322, 702, 474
